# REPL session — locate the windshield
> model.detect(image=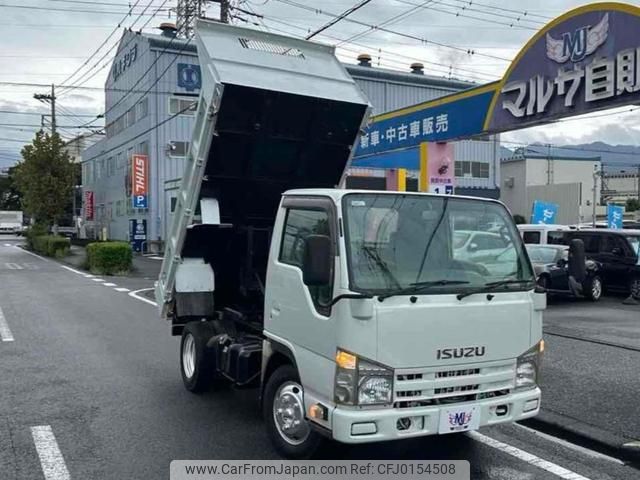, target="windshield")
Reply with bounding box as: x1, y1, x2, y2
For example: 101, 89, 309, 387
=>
526, 246, 565, 264
342, 193, 534, 295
